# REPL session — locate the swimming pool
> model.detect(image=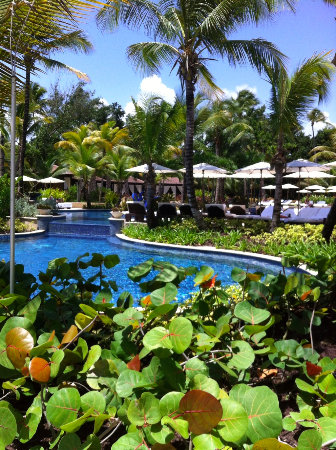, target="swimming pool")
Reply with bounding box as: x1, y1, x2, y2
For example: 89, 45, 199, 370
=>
0, 234, 295, 303
58, 210, 112, 225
